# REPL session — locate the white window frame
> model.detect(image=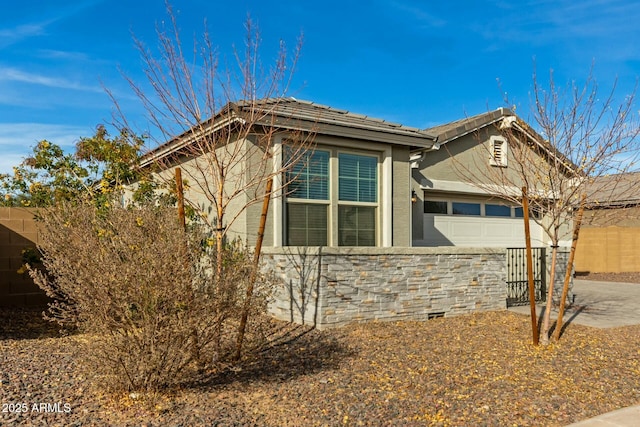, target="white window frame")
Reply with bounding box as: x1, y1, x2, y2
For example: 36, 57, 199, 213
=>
335, 149, 381, 247
278, 140, 387, 247
283, 148, 331, 246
